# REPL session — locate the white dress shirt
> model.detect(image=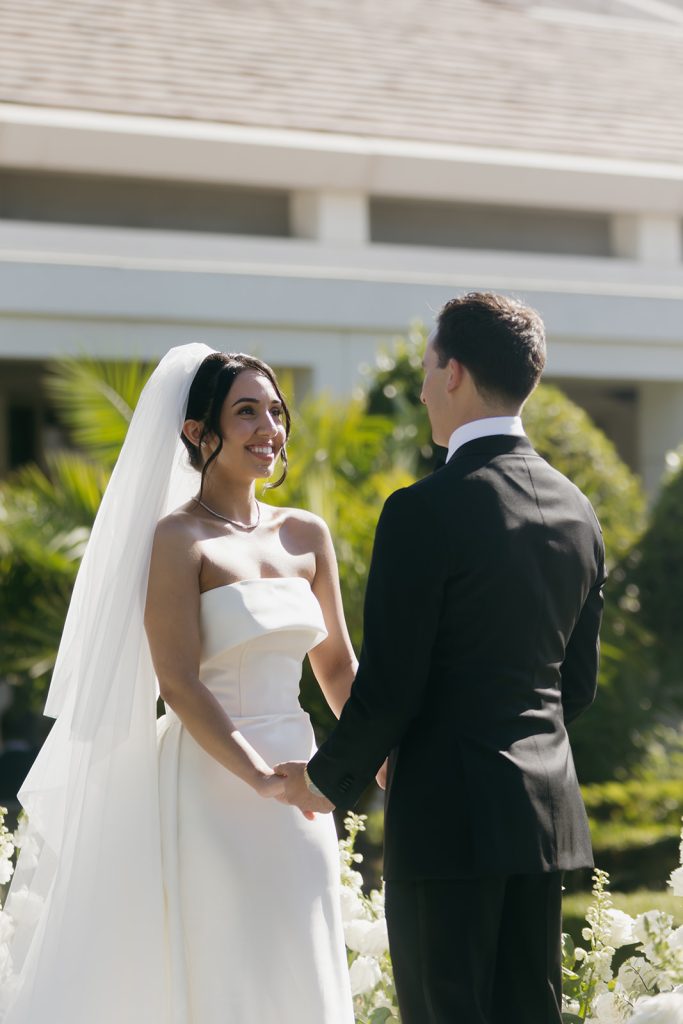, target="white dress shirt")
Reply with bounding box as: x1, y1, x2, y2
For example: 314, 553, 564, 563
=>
446, 415, 526, 463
